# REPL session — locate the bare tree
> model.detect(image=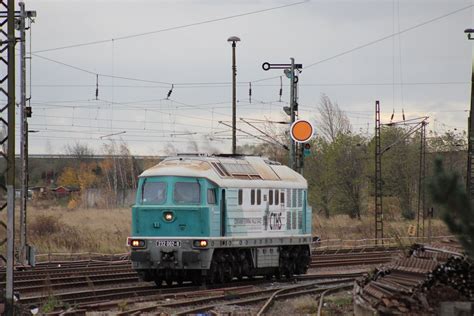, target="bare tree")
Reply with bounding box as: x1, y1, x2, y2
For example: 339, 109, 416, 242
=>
65, 142, 94, 161
317, 94, 351, 142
